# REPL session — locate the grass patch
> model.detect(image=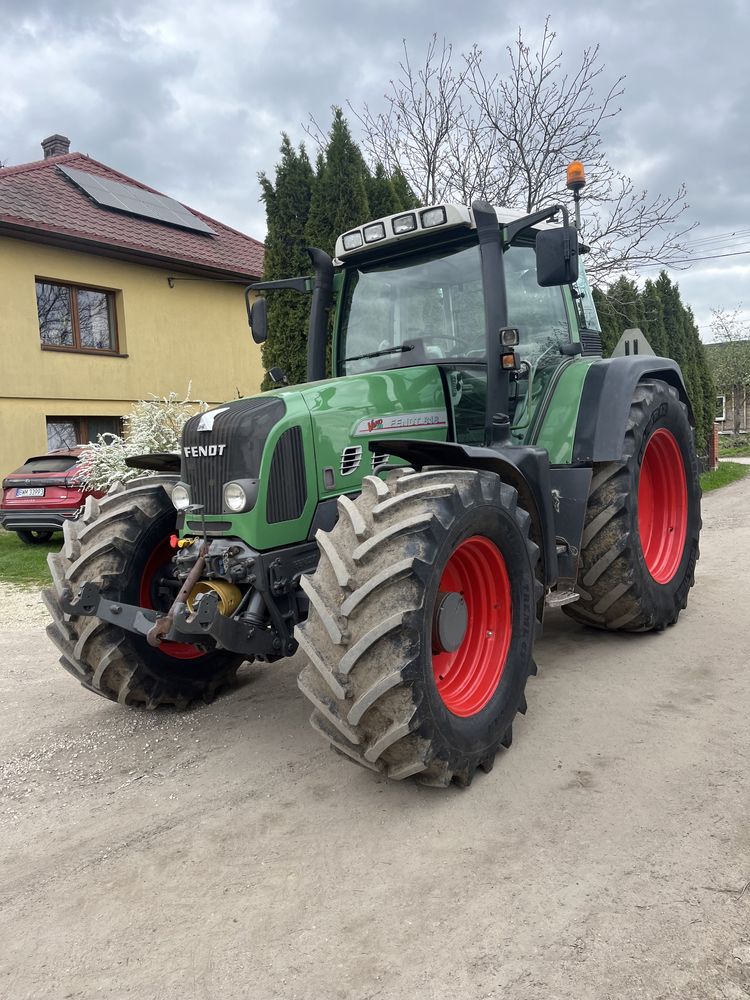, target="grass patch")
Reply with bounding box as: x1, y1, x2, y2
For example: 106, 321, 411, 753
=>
700, 461, 750, 493
0, 528, 56, 587
718, 434, 750, 459
0, 462, 745, 586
